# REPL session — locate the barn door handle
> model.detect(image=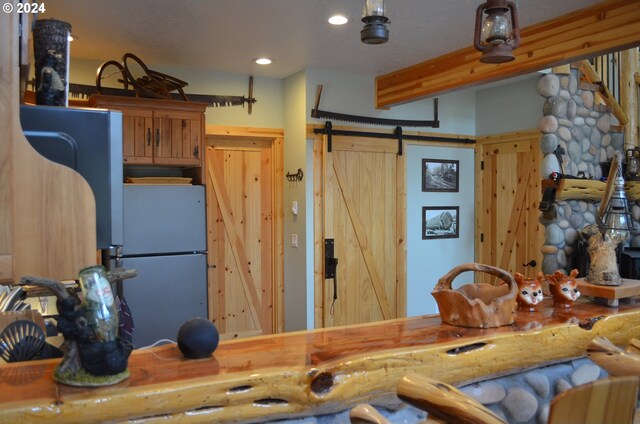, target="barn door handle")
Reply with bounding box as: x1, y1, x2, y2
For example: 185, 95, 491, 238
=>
325, 239, 338, 316
325, 239, 338, 280
523, 260, 537, 268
